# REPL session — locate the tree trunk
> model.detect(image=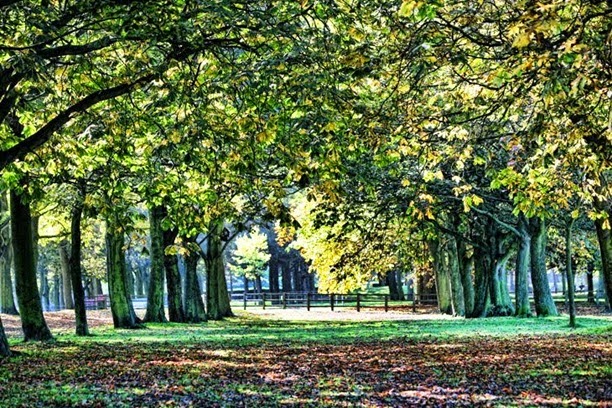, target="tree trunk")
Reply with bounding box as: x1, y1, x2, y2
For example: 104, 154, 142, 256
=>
69, 195, 89, 336
386, 270, 400, 301
133, 264, 145, 298
593, 202, 612, 310
0, 241, 18, 315
10, 190, 53, 341
255, 275, 263, 293
586, 261, 595, 304
205, 220, 233, 320
457, 240, 475, 316
164, 227, 184, 323
430, 239, 452, 314
447, 236, 465, 317
395, 270, 405, 301
291, 256, 303, 292
469, 245, 491, 318
0, 192, 18, 315
490, 249, 514, 316
0, 318, 10, 357
105, 224, 138, 329
59, 242, 74, 309
144, 205, 167, 323
515, 215, 532, 317
266, 229, 281, 293
529, 217, 557, 316
281, 261, 292, 292
566, 218, 577, 328
32, 216, 50, 311
184, 237, 206, 323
